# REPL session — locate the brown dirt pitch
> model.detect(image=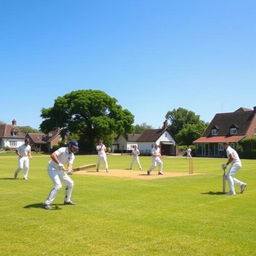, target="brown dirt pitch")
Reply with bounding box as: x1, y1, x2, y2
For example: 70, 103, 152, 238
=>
74, 169, 197, 180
